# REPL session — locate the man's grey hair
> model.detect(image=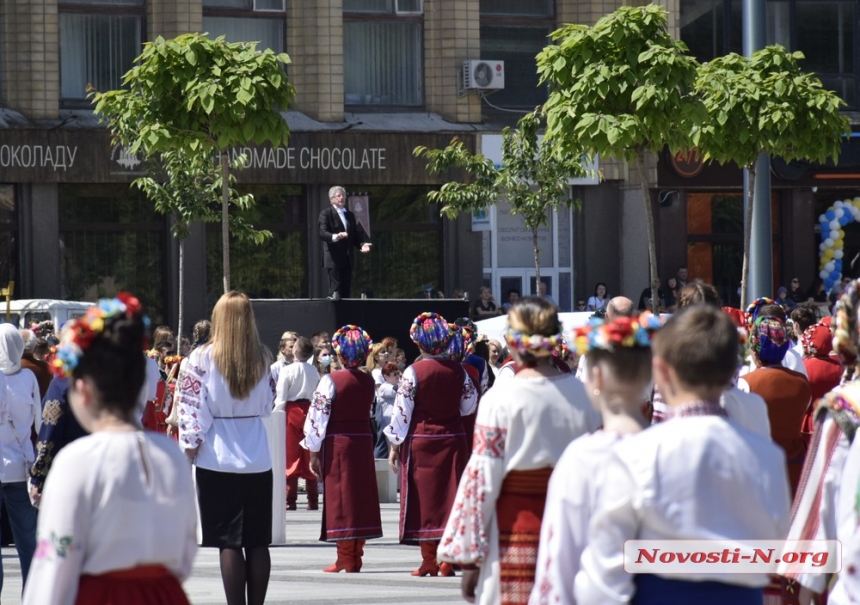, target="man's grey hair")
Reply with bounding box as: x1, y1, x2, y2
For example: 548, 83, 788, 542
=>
606, 296, 634, 320
19, 329, 37, 353
328, 186, 346, 200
